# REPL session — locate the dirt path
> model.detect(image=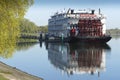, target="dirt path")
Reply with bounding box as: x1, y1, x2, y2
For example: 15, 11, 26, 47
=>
0, 61, 43, 80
